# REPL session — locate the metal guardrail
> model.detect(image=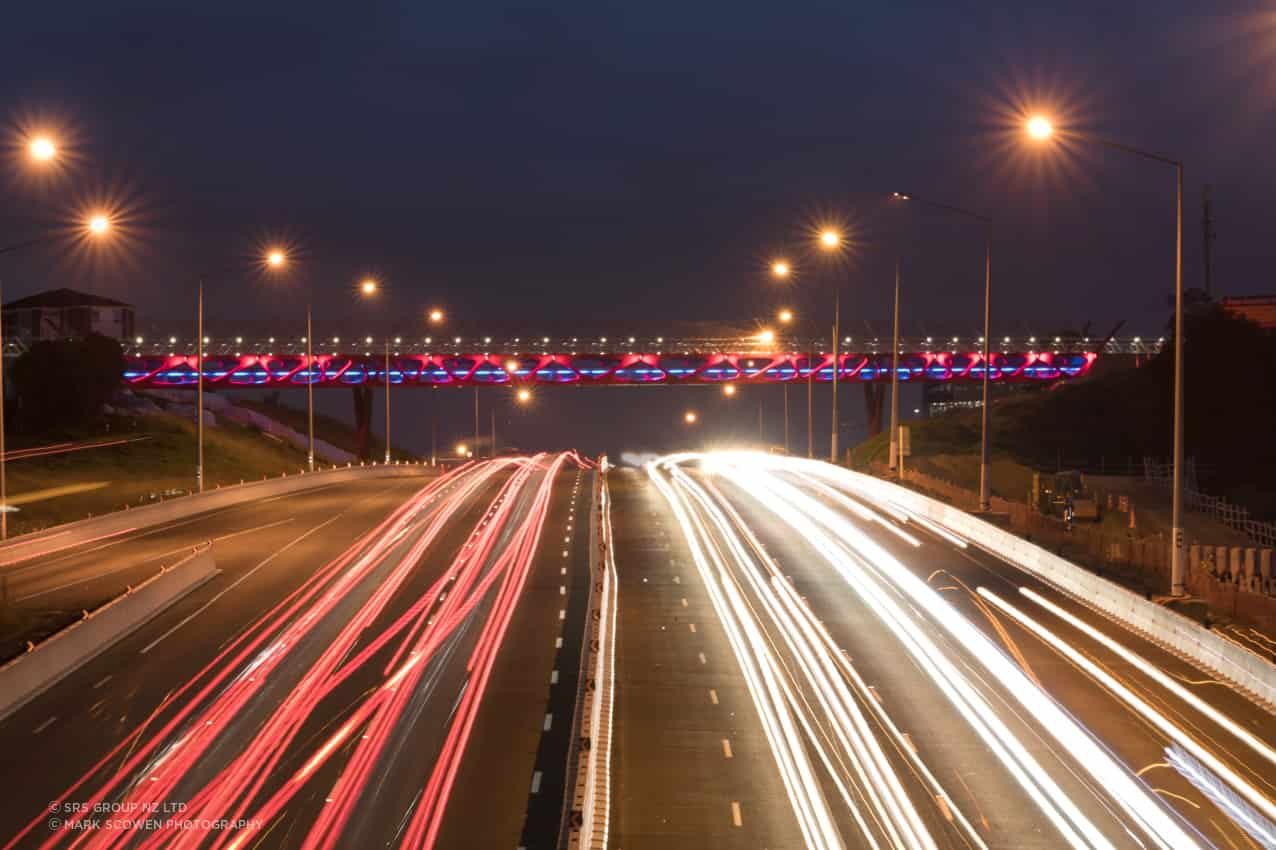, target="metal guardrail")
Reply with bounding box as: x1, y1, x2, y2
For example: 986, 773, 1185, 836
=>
1142, 458, 1276, 548
561, 462, 616, 850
